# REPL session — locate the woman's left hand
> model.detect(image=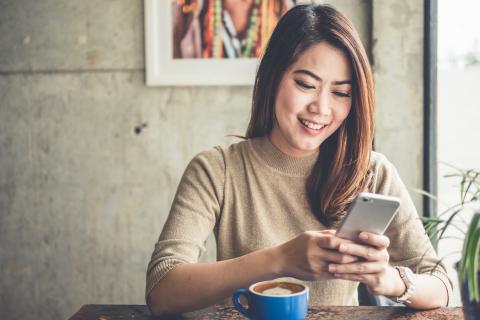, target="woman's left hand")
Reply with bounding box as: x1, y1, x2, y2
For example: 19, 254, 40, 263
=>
327, 232, 405, 297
